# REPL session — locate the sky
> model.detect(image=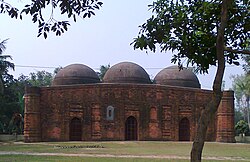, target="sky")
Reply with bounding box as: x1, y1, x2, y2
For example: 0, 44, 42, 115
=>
0, 0, 245, 90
